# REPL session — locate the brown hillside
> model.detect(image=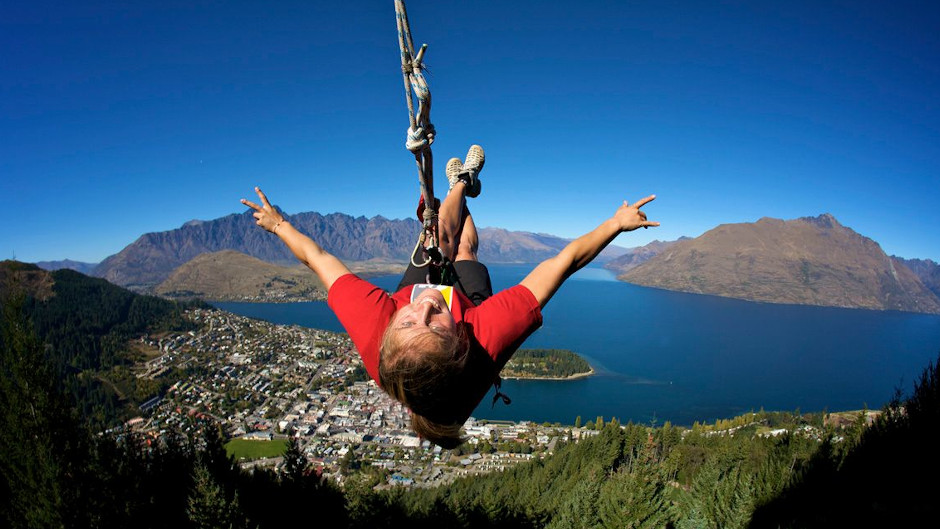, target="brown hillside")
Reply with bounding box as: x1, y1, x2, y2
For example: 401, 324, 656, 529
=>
621, 214, 940, 314
0, 260, 55, 301
155, 250, 326, 302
